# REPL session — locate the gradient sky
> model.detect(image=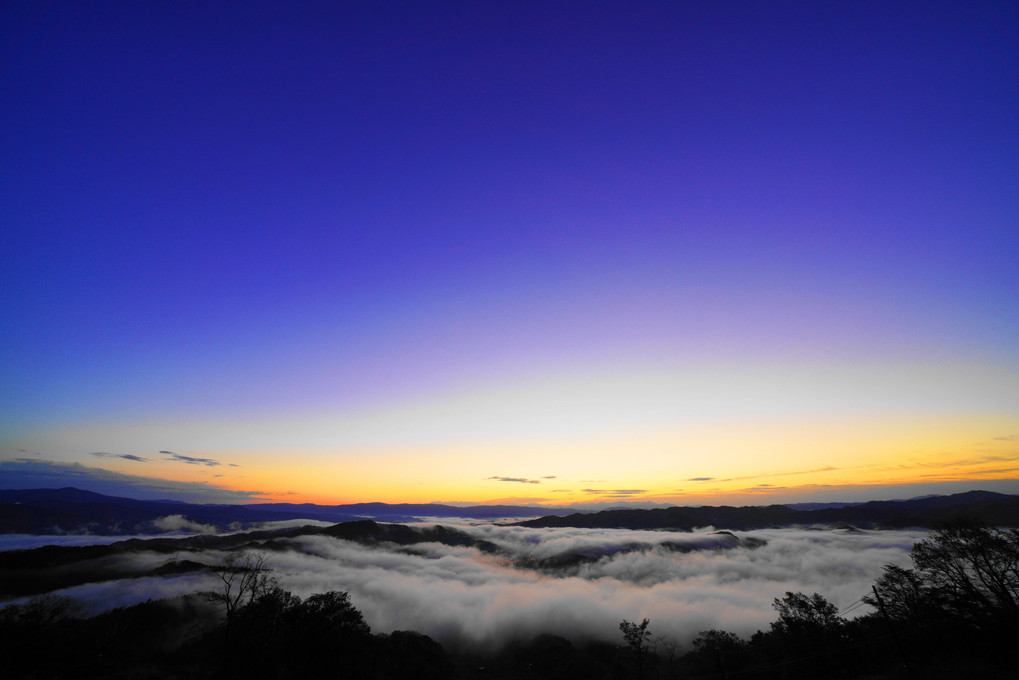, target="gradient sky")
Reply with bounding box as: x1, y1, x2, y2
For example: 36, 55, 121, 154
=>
2, 1, 1017, 506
